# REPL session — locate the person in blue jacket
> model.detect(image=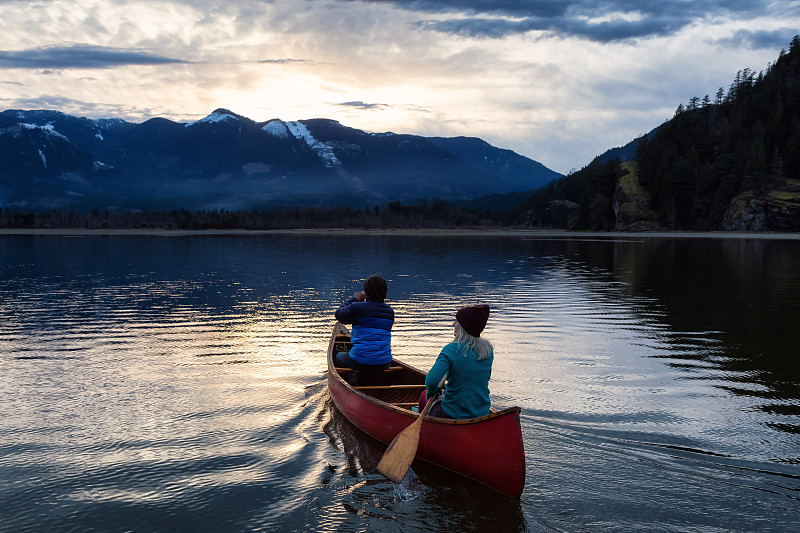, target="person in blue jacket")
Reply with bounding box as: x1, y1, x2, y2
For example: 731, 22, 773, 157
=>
334, 274, 394, 385
419, 304, 493, 419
